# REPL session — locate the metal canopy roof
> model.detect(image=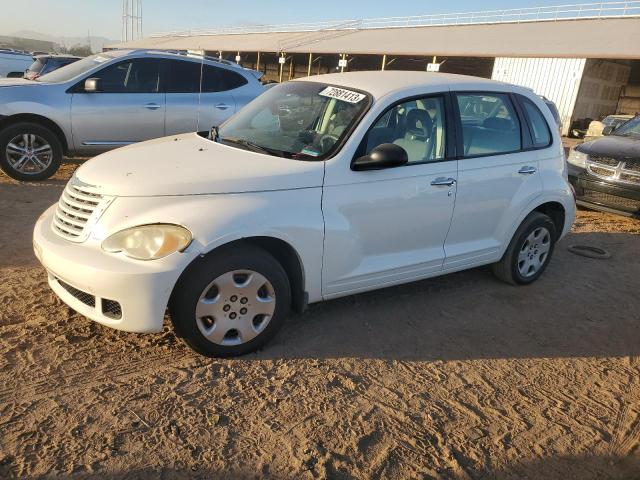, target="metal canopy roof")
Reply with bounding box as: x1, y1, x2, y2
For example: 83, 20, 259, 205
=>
108, 17, 640, 59
108, 1, 640, 59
